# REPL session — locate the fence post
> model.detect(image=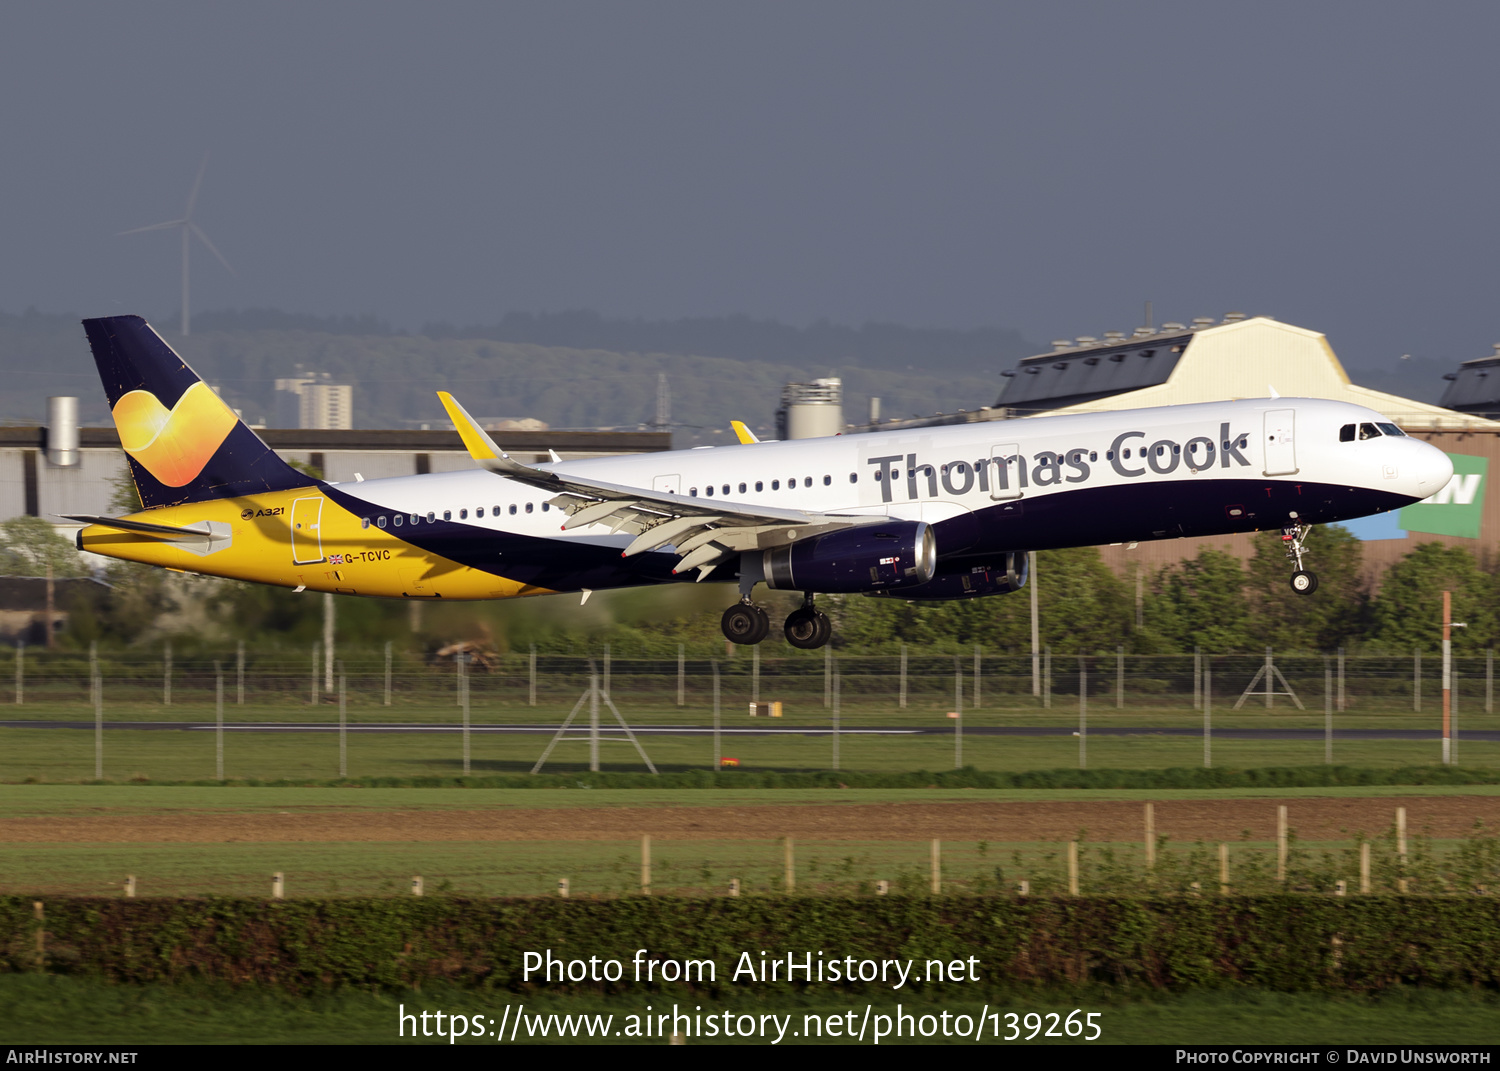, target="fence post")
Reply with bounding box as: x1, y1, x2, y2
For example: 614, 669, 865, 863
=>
1397, 806, 1408, 892
460, 653, 471, 776
528, 644, 536, 708
162, 640, 171, 706
1117, 645, 1125, 709
973, 645, 981, 709
712, 659, 721, 771
1145, 802, 1155, 869
603, 643, 610, 698
1218, 843, 1230, 895
236, 640, 245, 706
832, 655, 841, 772
1203, 661, 1212, 768
1338, 646, 1346, 712
931, 839, 941, 895
677, 644, 685, 707
1264, 647, 1274, 710
272, 872, 284, 900
1414, 648, 1421, 712
215, 660, 224, 782
1488, 649, 1494, 715
338, 663, 347, 778
310, 642, 319, 706
824, 646, 831, 708
1043, 646, 1051, 709
14, 640, 22, 705
383, 640, 392, 707
783, 836, 795, 894
641, 834, 652, 895
589, 664, 600, 773
752, 644, 760, 705
898, 642, 907, 709
1067, 841, 1079, 896
1277, 805, 1288, 884
1193, 645, 1200, 709
1030, 551, 1041, 696
1325, 657, 1333, 765
1360, 842, 1371, 894
1078, 657, 1087, 770
91, 641, 102, 781
323, 592, 335, 694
